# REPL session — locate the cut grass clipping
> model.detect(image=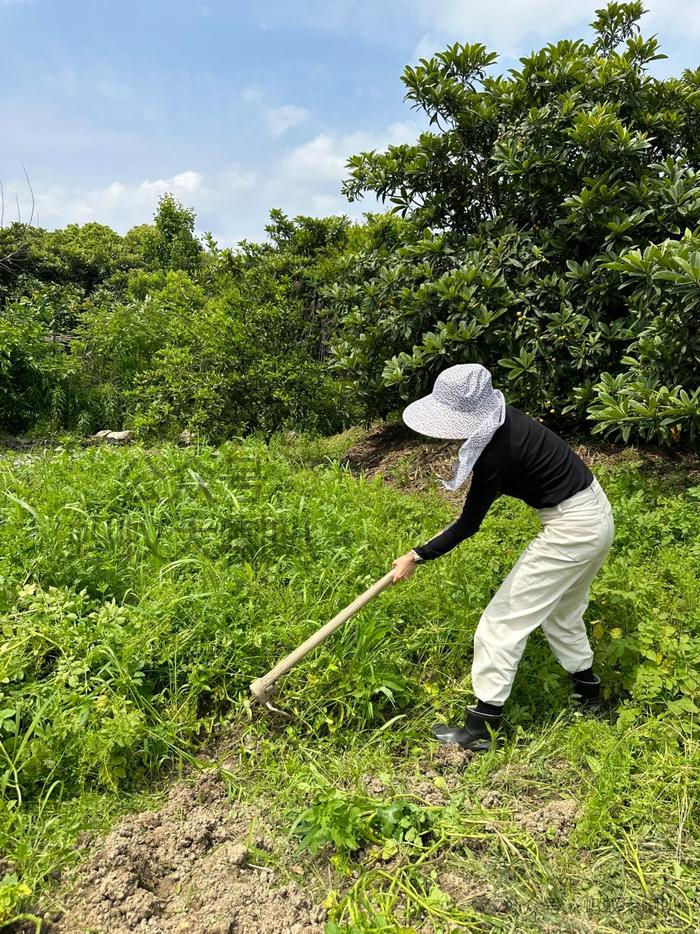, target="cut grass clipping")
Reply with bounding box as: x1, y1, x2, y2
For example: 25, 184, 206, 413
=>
0, 438, 698, 930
